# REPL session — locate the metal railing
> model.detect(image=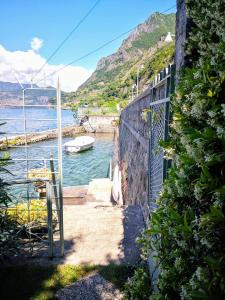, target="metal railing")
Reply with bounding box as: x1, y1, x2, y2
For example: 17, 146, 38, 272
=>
0, 82, 64, 258
0, 178, 54, 258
